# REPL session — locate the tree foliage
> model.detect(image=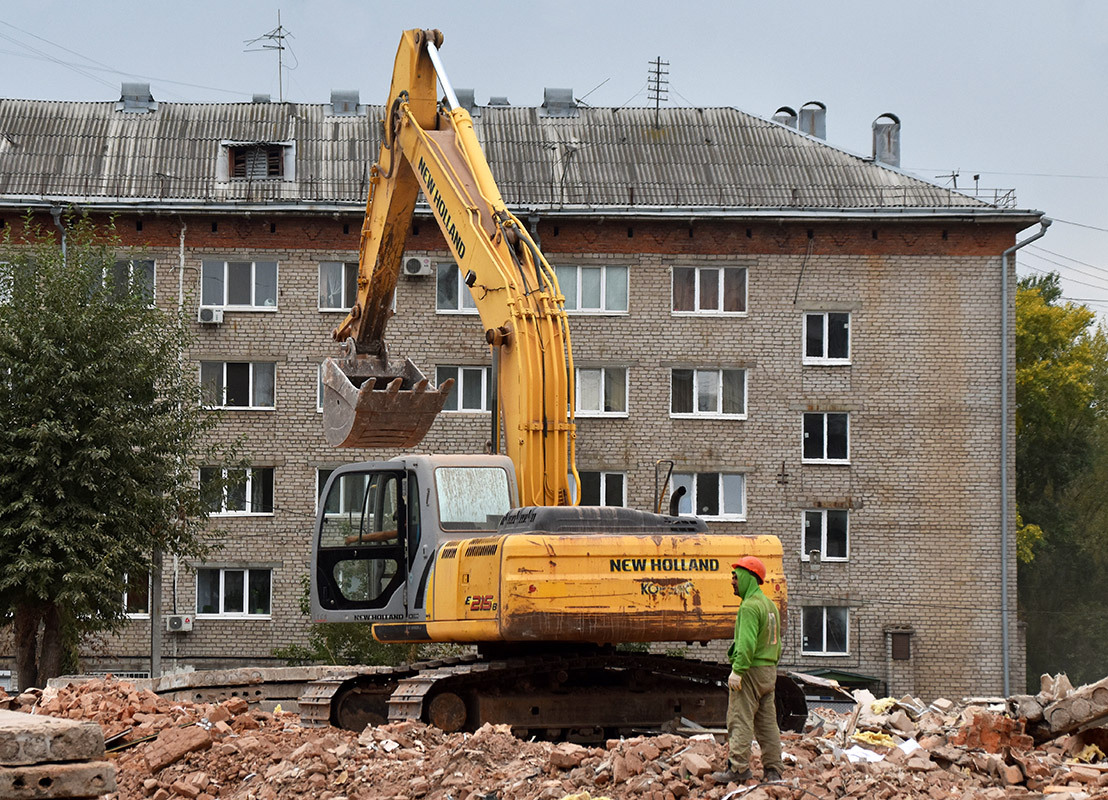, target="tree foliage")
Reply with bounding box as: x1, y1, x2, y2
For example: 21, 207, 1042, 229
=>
0, 213, 230, 688
1016, 273, 1108, 687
